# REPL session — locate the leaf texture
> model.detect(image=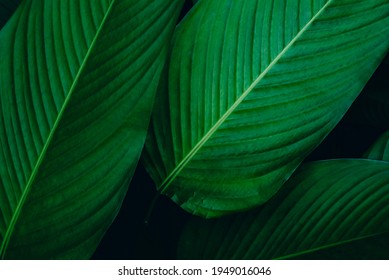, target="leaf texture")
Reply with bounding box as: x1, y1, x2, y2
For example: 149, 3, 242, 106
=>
178, 160, 389, 259
0, 0, 183, 259
142, 0, 389, 217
